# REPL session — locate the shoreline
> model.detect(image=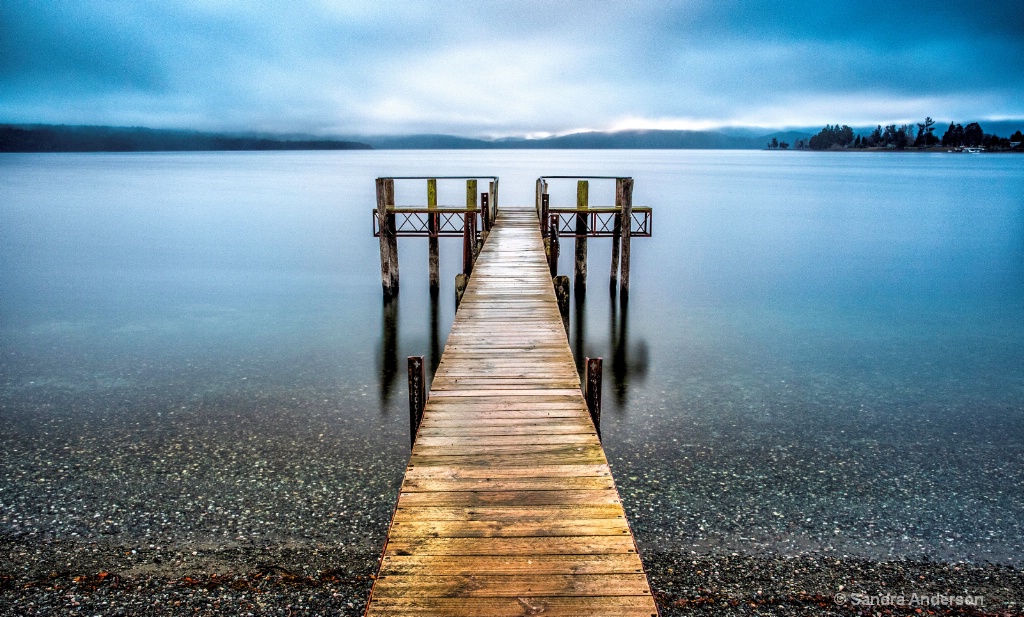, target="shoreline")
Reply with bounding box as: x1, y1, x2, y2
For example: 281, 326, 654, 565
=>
2, 540, 1021, 615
